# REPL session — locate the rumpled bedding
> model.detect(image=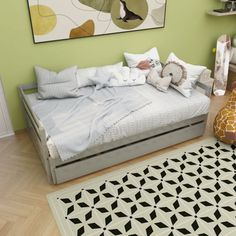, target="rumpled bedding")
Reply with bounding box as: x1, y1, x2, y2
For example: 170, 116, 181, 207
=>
30, 86, 151, 161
